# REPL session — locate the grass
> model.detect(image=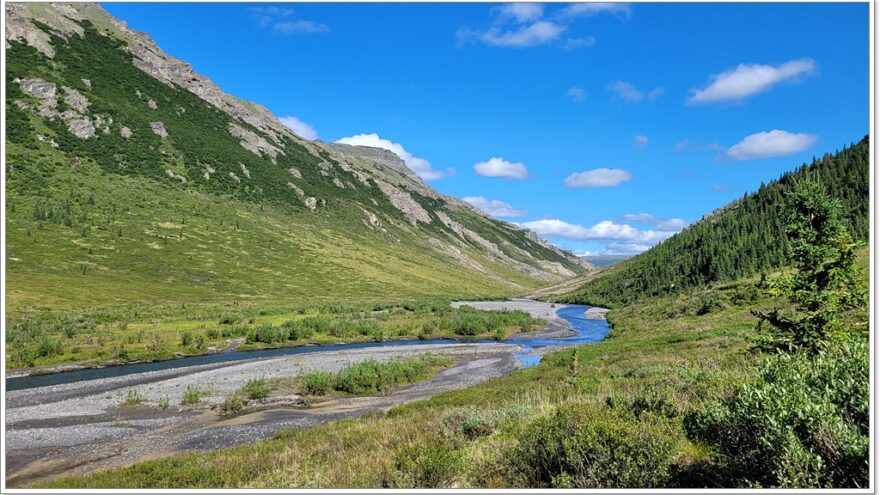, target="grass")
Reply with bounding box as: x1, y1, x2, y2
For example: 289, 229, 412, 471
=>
4, 297, 541, 370
180, 385, 204, 406
44, 275, 858, 489
301, 354, 454, 397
